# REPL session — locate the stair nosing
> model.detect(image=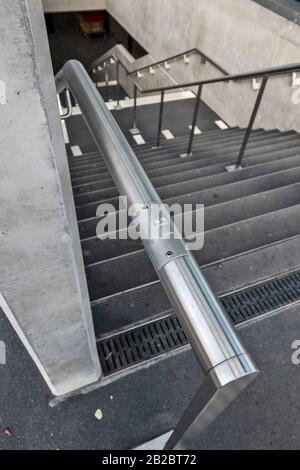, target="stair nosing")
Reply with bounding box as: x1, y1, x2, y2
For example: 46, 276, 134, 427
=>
74, 155, 300, 211
69, 130, 288, 172
90, 233, 300, 305
80, 180, 300, 242
77, 165, 300, 223
84, 203, 300, 269
73, 150, 300, 202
